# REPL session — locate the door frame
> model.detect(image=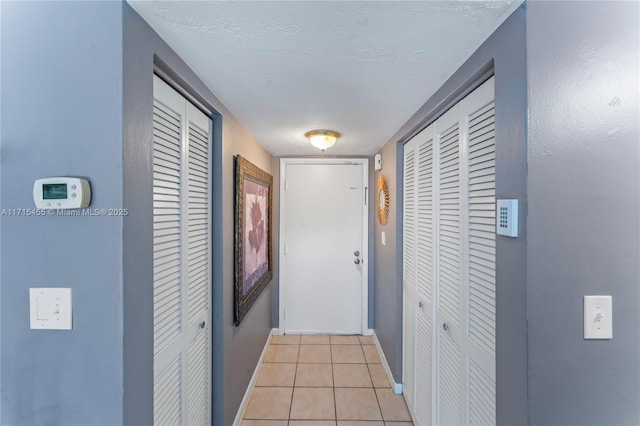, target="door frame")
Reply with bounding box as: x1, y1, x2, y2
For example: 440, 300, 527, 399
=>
278, 158, 369, 334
